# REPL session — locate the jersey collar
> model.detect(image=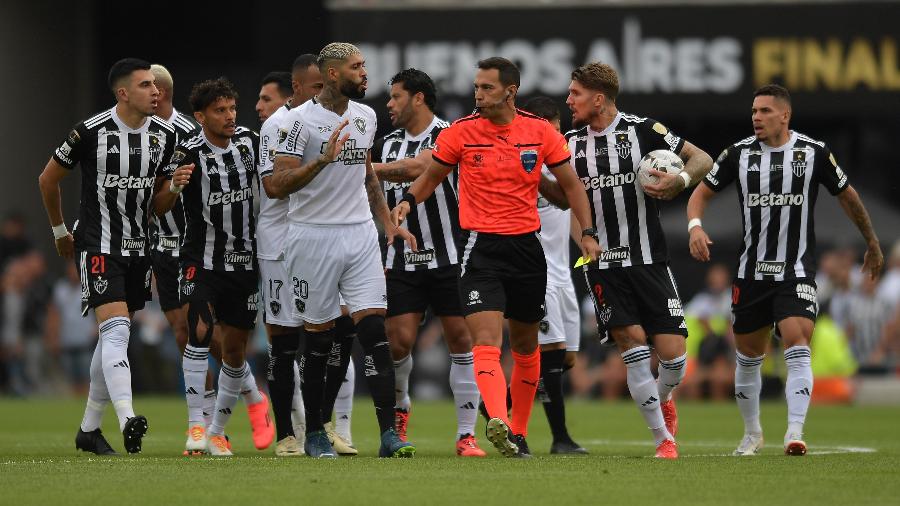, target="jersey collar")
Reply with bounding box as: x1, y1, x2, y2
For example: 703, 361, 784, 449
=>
110, 106, 150, 134
202, 131, 232, 153
405, 115, 441, 142
760, 131, 798, 152
588, 112, 622, 137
